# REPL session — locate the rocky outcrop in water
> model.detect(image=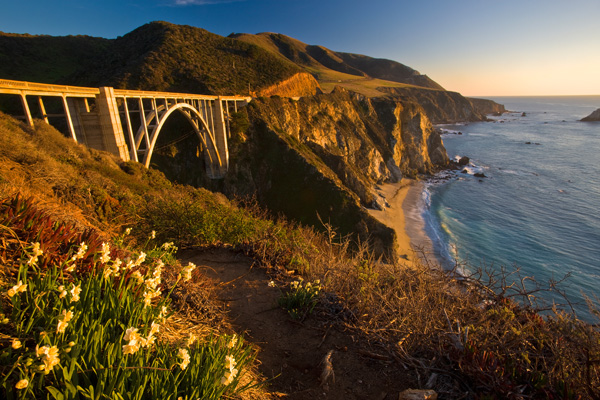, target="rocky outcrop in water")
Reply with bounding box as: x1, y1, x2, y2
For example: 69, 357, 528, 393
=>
581, 108, 600, 121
